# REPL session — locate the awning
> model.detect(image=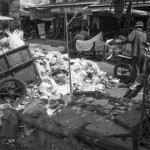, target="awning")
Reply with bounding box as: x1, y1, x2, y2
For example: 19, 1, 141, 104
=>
50, 7, 92, 14
29, 7, 53, 20
0, 16, 14, 21
132, 9, 150, 16
91, 8, 150, 16
62, 7, 150, 17
29, 7, 93, 20
28, 4, 150, 21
